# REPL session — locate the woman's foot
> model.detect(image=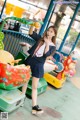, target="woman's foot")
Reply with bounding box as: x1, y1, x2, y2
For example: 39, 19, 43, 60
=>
32, 105, 44, 115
